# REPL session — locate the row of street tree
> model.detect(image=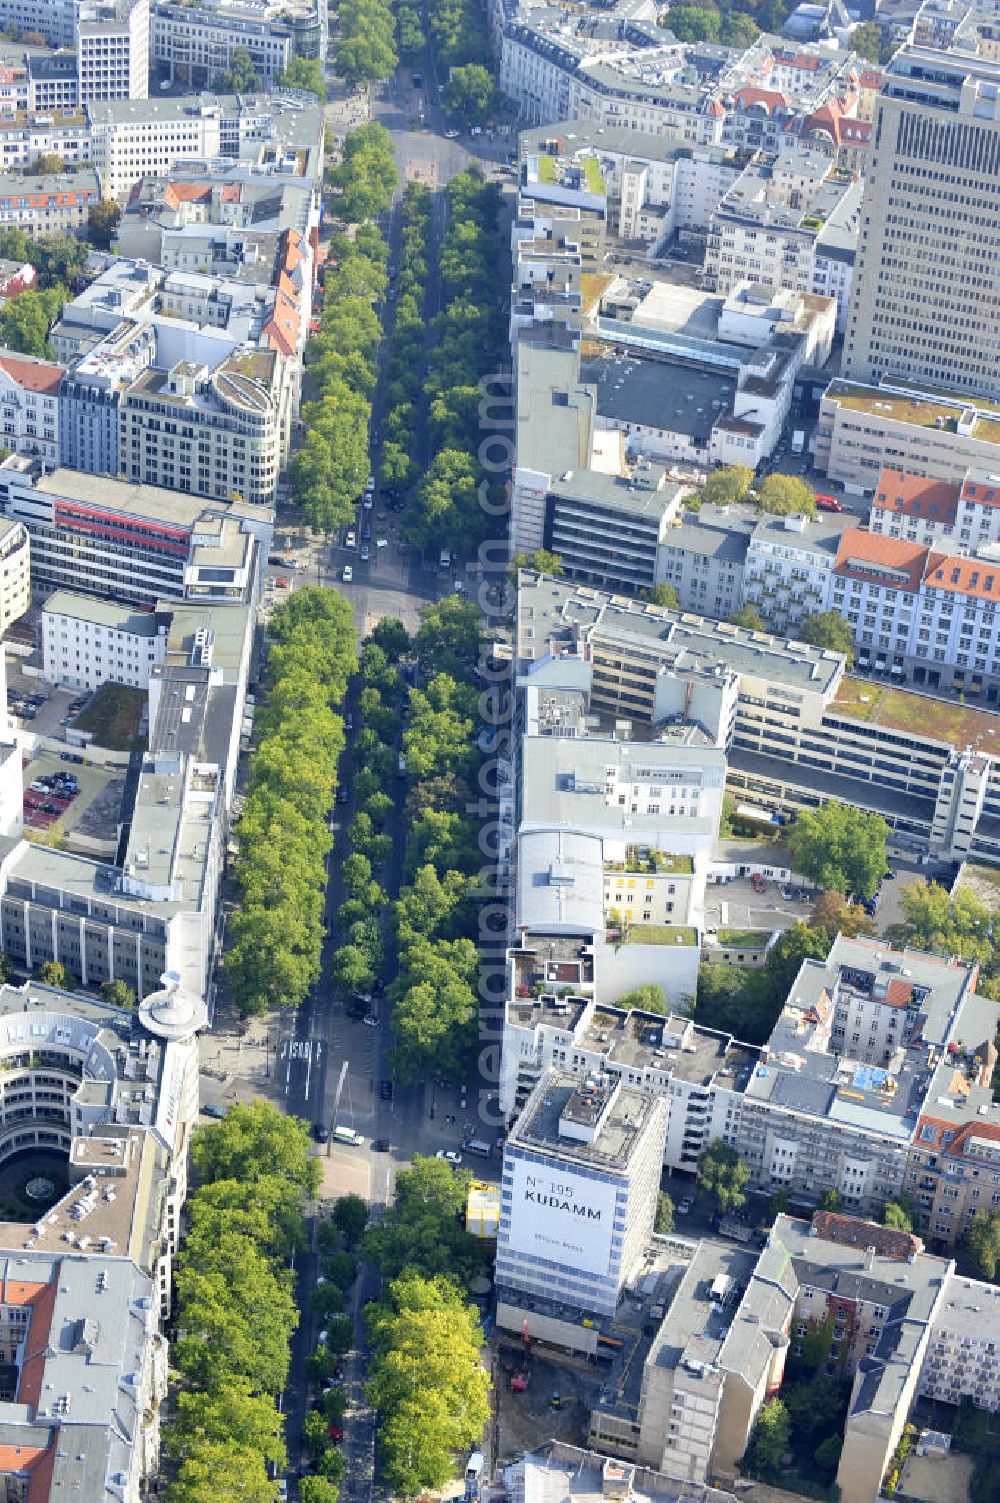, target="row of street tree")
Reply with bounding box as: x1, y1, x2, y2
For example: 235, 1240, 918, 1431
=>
335, 0, 398, 88
164, 1102, 320, 1503
389, 598, 485, 1078
291, 125, 397, 532
380, 182, 433, 498
360, 1157, 490, 1494
226, 590, 357, 1016
404, 171, 505, 554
